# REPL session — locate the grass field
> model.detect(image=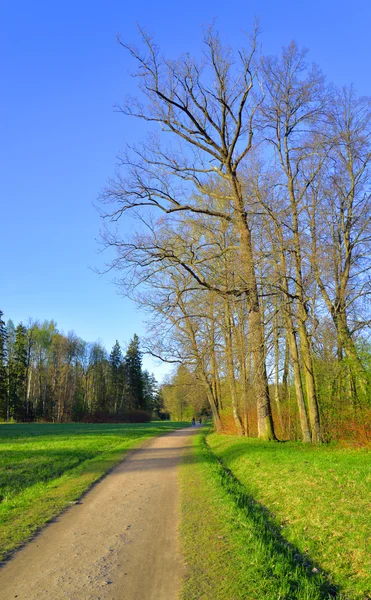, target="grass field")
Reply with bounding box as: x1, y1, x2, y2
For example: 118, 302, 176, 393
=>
0, 421, 187, 561
180, 431, 371, 600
